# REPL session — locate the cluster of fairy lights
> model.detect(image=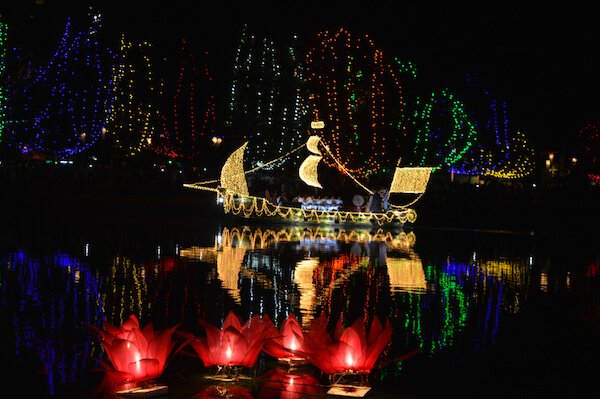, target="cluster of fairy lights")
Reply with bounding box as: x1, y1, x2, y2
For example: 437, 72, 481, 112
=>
2, 10, 217, 160
306, 28, 405, 178
105, 256, 152, 322
221, 191, 416, 226
448, 74, 507, 175
106, 34, 156, 157
580, 122, 600, 183
413, 88, 476, 168
0, 15, 559, 181
152, 38, 216, 159
7, 14, 112, 157
227, 25, 307, 168
446, 73, 534, 179
484, 131, 534, 179
0, 17, 5, 141
218, 226, 415, 252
